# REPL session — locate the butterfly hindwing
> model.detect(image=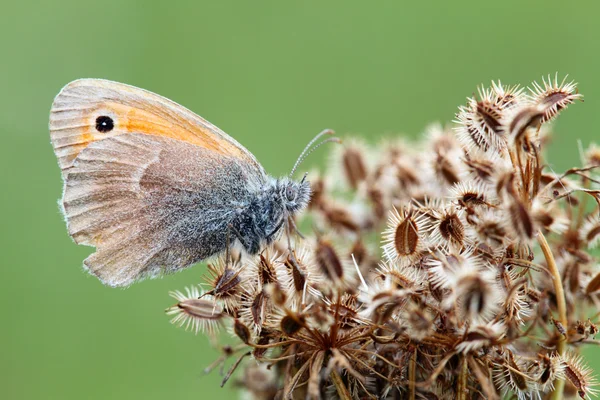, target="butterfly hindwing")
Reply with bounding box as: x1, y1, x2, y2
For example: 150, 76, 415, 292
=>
63, 133, 265, 287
